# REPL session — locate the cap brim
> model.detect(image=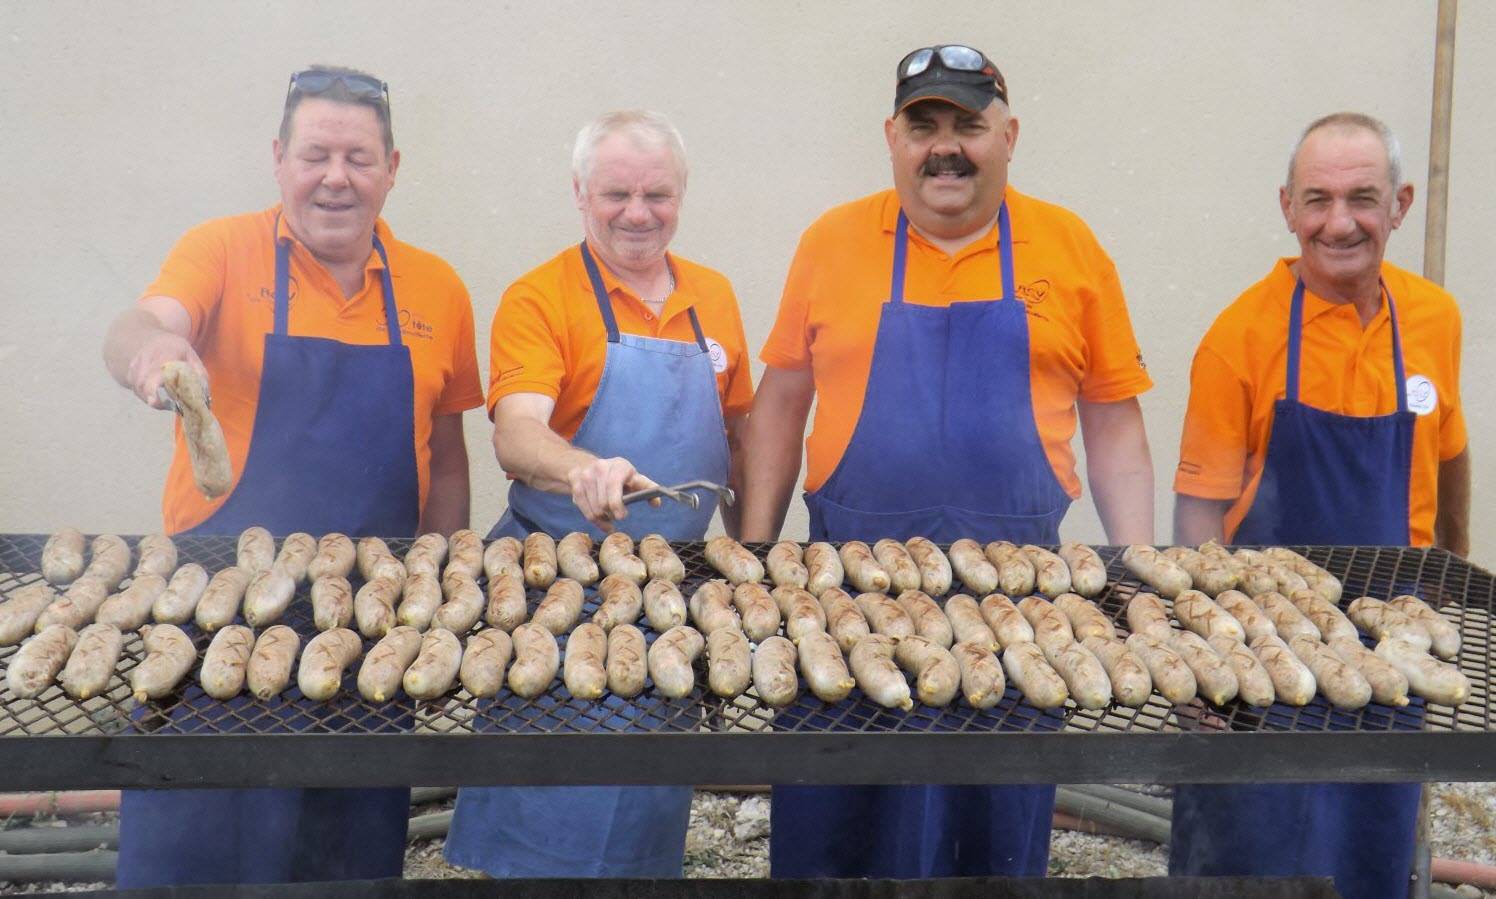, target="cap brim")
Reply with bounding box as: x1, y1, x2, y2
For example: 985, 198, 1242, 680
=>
895, 82, 996, 116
